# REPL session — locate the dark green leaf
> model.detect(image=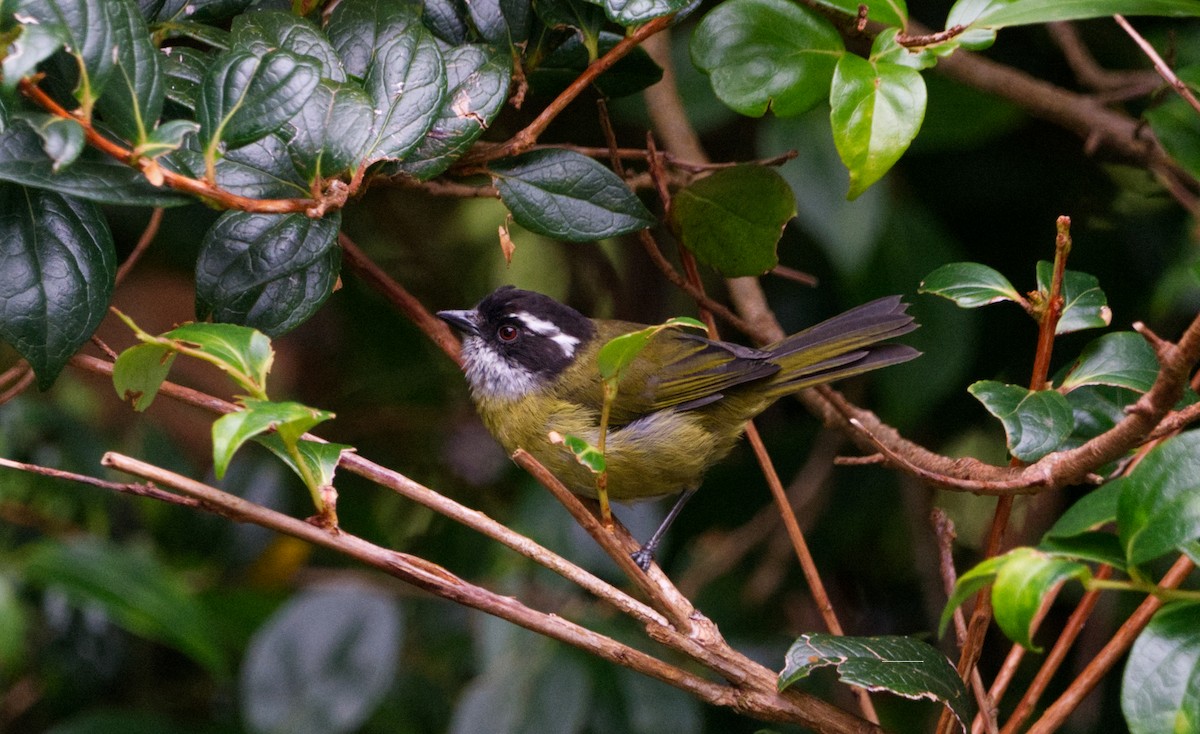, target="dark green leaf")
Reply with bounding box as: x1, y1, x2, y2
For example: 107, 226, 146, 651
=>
159, 321, 275, 391
195, 211, 342, 336
0, 123, 186, 206
112, 343, 178, 411
990, 548, 1091, 651
461, 0, 531, 46
0, 184, 115, 389
1122, 602, 1200, 734
920, 262, 1022, 307
1038, 532, 1127, 569
592, 0, 690, 25
779, 634, 974, 730
197, 49, 320, 150
14, 0, 116, 106
288, 80, 375, 180
231, 10, 346, 82
97, 0, 165, 143
23, 538, 225, 674
240, 585, 402, 734
257, 435, 352, 489
16, 112, 85, 171
391, 45, 511, 180
1044, 479, 1121, 541
139, 119, 199, 159
671, 165, 795, 276
171, 134, 310, 199
155, 19, 233, 50
422, 0, 470, 44
490, 149, 654, 241
536, 0, 604, 48
161, 46, 209, 112
810, 0, 906, 26
1118, 430, 1200, 566
152, 0, 254, 23
1060, 332, 1158, 393
1035, 261, 1111, 335
968, 380, 1074, 462
212, 399, 335, 478
691, 0, 843, 117
328, 0, 448, 163
1, 20, 70, 91
529, 32, 662, 99
830, 53, 927, 199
